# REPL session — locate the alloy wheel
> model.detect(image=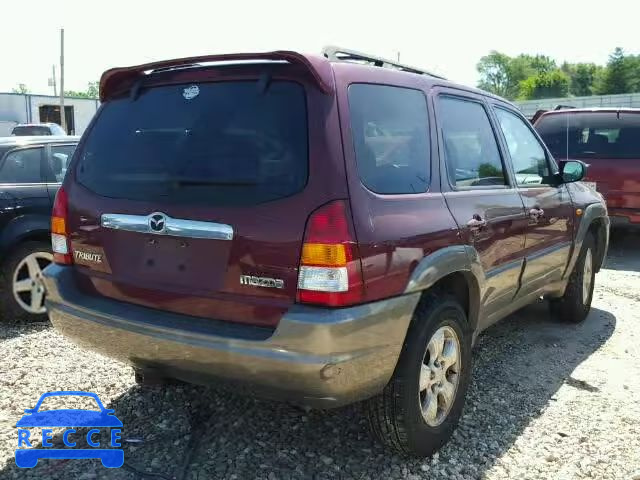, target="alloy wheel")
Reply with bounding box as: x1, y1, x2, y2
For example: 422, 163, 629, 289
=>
419, 325, 461, 427
12, 252, 53, 314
